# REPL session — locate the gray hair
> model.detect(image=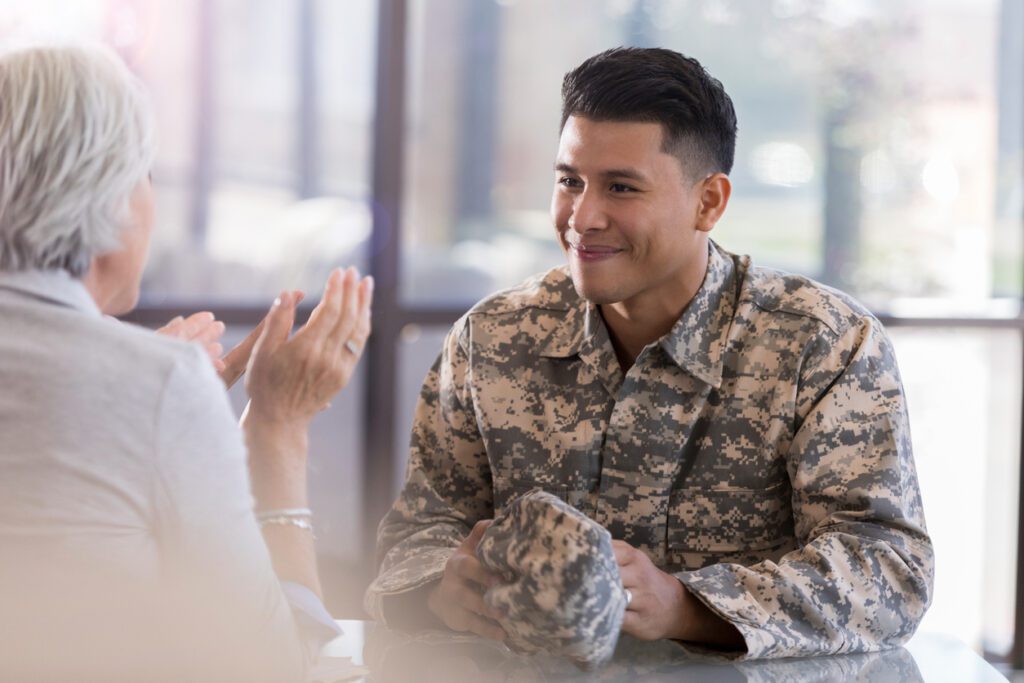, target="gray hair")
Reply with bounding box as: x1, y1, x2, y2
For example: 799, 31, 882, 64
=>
0, 45, 157, 276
